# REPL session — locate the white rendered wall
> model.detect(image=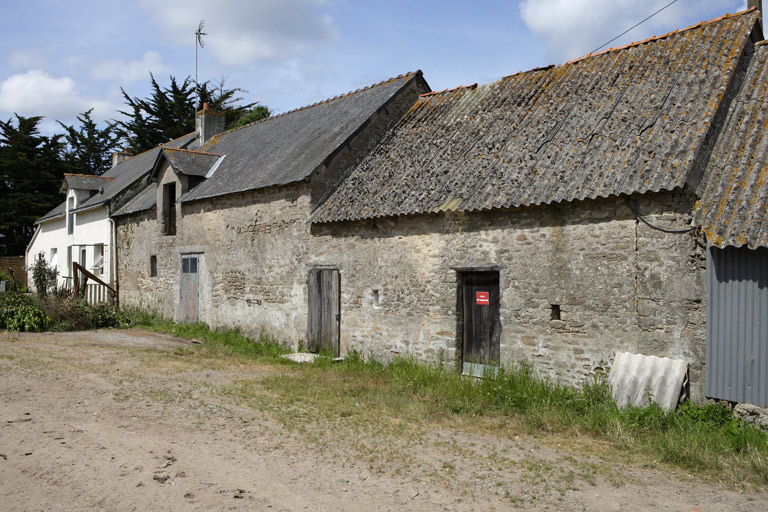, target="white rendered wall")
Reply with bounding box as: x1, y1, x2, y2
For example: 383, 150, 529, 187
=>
26, 188, 114, 290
